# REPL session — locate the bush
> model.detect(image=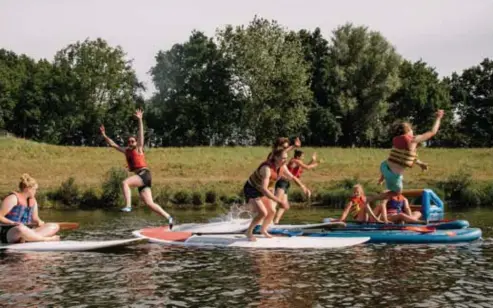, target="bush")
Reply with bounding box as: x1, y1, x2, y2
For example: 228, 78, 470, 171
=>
192, 191, 205, 206
155, 187, 172, 208
100, 167, 127, 207
80, 188, 101, 209
289, 190, 305, 203
439, 169, 472, 201
320, 189, 350, 208
173, 190, 192, 204
49, 177, 80, 207
205, 190, 217, 204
